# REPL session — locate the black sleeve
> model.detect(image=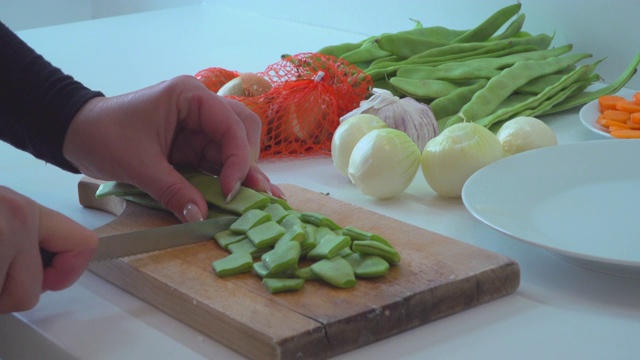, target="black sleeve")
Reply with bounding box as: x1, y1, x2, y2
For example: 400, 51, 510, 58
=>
0, 20, 104, 173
